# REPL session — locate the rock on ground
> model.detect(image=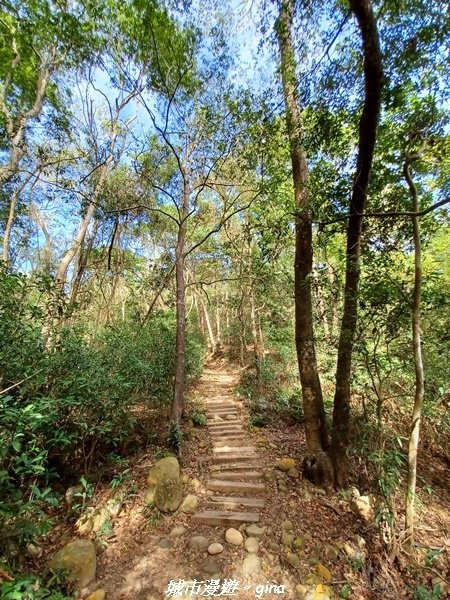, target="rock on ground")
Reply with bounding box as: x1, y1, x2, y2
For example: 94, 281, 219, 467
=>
86, 590, 105, 600
154, 475, 183, 513
179, 494, 197, 513
245, 524, 266, 538
242, 554, 261, 574
189, 535, 209, 551
276, 458, 296, 472
146, 457, 180, 503
208, 543, 224, 555
225, 528, 243, 546
49, 539, 96, 589
244, 537, 259, 553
